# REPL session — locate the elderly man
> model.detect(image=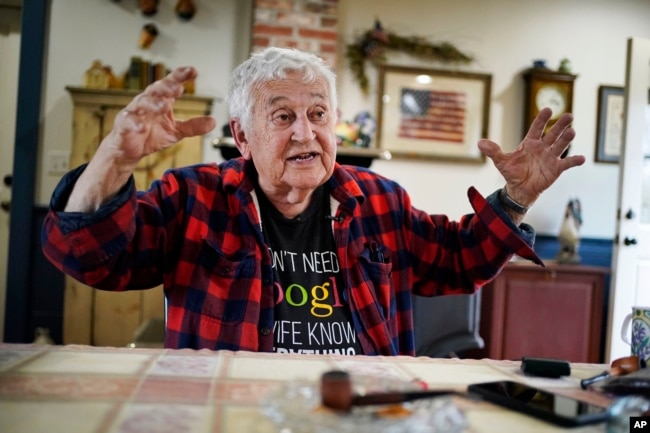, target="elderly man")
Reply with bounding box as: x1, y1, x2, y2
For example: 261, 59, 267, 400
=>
42, 47, 584, 355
